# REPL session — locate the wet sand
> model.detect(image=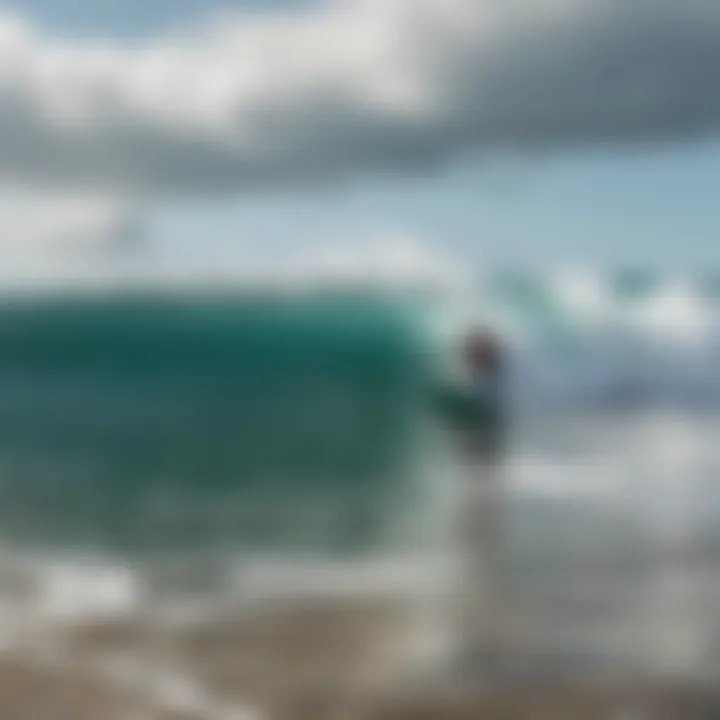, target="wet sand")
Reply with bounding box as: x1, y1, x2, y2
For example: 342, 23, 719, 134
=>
0, 598, 719, 719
